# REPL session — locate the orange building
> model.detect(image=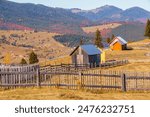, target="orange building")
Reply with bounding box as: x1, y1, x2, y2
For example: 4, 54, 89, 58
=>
110, 36, 127, 51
